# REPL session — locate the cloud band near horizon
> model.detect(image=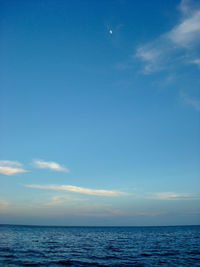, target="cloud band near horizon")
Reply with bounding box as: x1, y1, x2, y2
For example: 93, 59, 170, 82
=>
23, 184, 128, 196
